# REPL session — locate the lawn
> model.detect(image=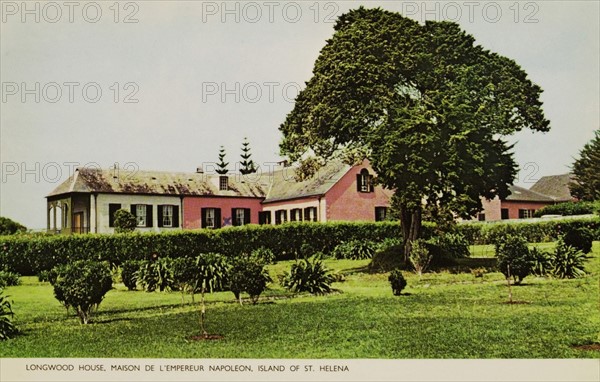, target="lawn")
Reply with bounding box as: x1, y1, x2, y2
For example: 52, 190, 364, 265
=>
1, 242, 599, 358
